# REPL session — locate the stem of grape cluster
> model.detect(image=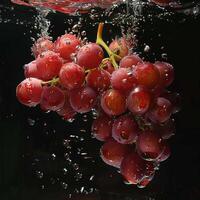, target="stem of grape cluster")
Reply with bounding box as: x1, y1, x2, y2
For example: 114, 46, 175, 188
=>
42, 77, 59, 86
96, 23, 119, 69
